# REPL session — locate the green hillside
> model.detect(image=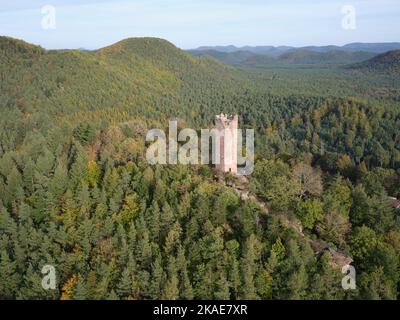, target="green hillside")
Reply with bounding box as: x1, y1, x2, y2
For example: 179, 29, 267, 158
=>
0, 36, 242, 125
188, 47, 376, 67
347, 49, 400, 73
188, 49, 257, 65
278, 50, 375, 65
